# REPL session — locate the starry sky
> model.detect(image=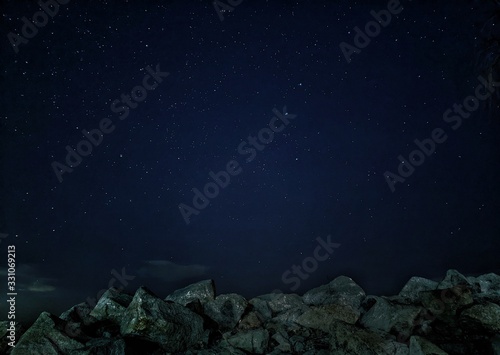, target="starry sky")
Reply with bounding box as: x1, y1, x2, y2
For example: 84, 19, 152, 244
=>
1, 0, 500, 324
